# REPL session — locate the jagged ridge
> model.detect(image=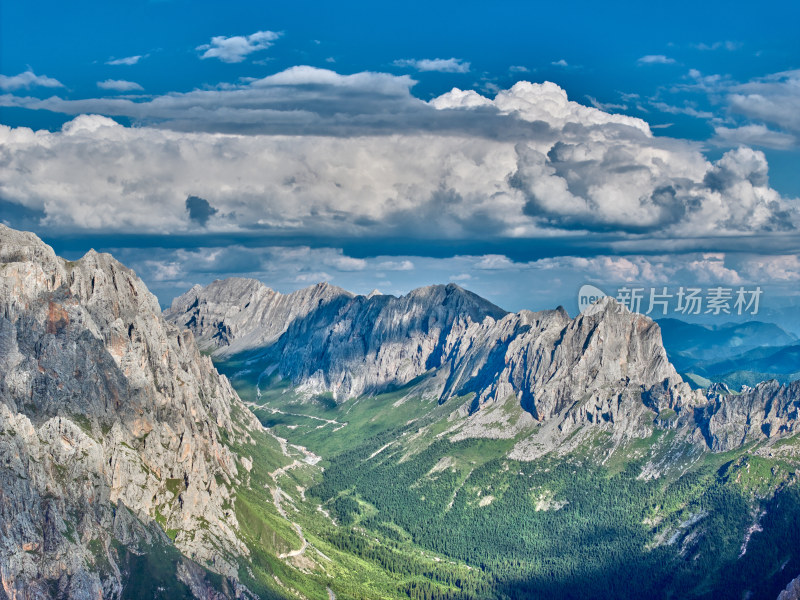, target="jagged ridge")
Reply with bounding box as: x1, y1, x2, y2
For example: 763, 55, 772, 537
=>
167, 278, 800, 457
